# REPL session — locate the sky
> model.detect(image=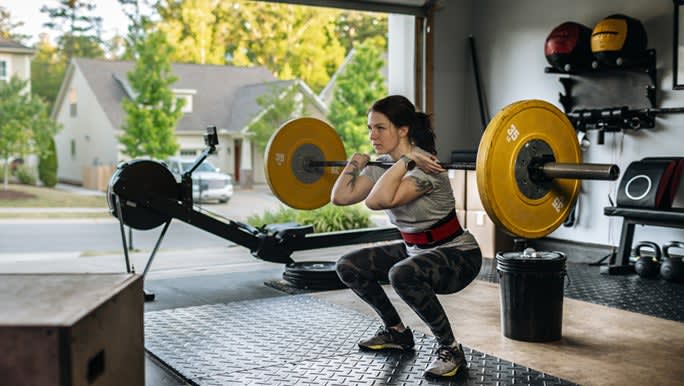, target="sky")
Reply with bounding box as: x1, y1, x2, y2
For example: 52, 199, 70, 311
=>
3, 0, 131, 44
